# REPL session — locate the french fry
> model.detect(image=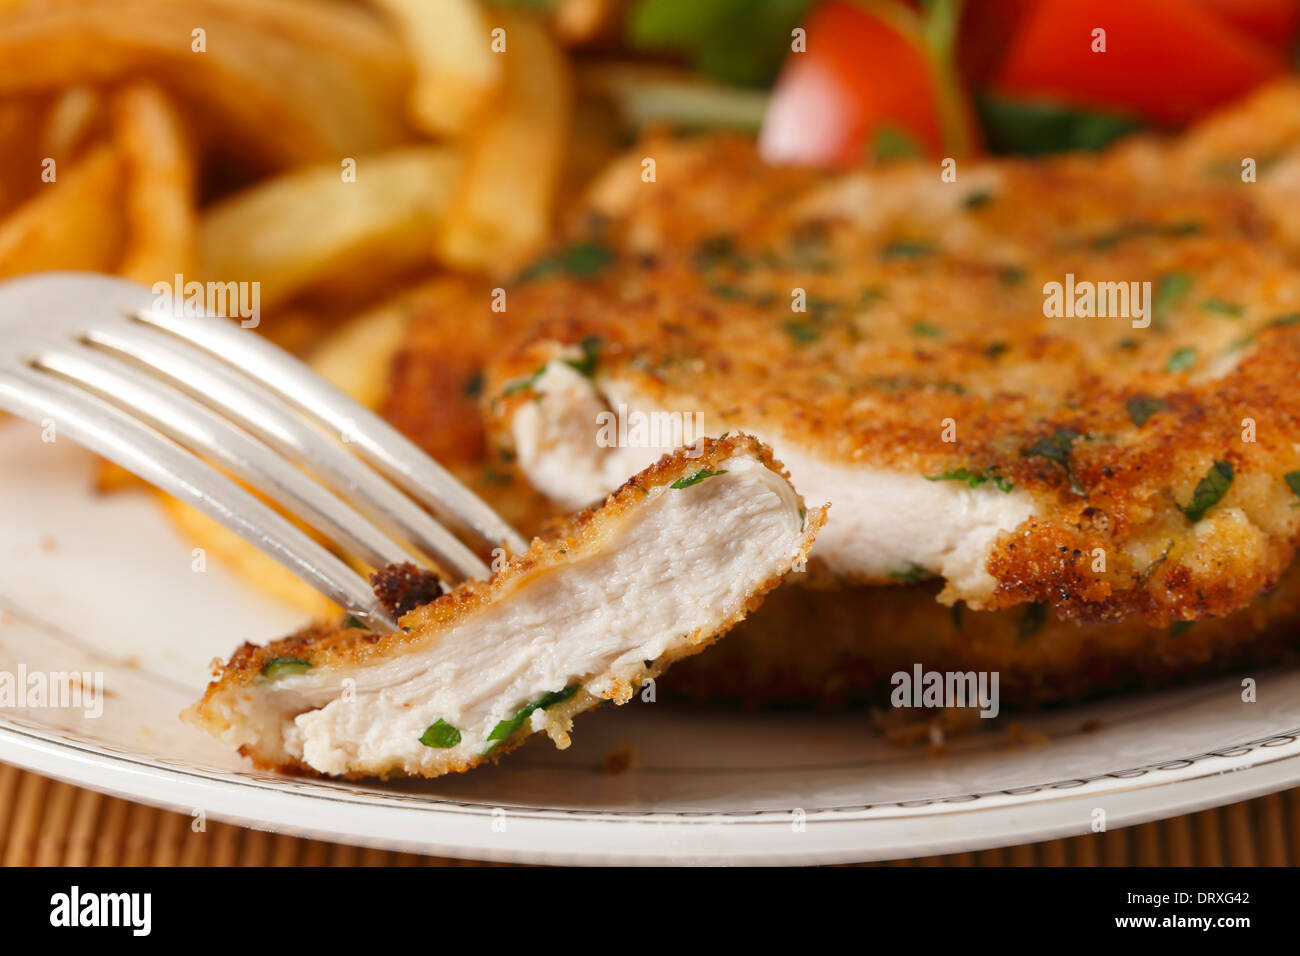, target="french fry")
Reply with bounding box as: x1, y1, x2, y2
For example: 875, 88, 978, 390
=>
0, 0, 410, 167
95, 83, 193, 497
94, 454, 151, 495
255, 309, 323, 355
436, 9, 573, 274
156, 295, 415, 617
0, 96, 47, 218
306, 298, 413, 412
0, 142, 125, 279
199, 145, 462, 311
160, 495, 339, 619
111, 83, 198, 285
39, 86, 105, 163
367, 0, 503, 137
553, 0, 616, 45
